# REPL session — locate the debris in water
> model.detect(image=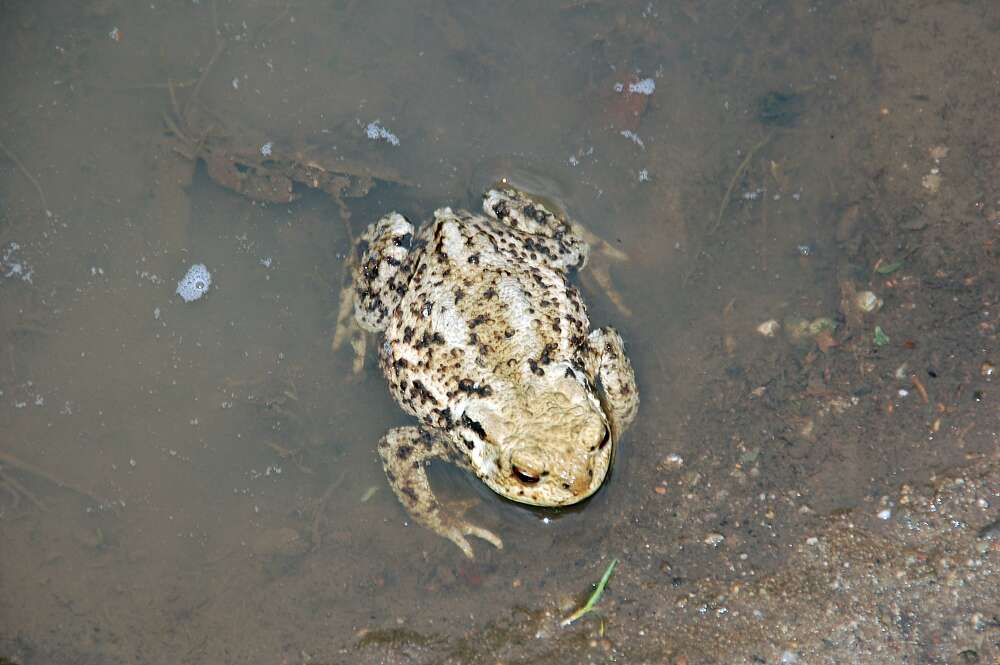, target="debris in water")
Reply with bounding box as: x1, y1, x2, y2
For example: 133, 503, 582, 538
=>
1, 242, 34, 283
365, 121, 400, 146
619, 129, 645, 149
561, 559, 619, 626
614, 78, 656, 96
873, 326, 890, 347
260, 141, 273, 157
176, 264, 212, 302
